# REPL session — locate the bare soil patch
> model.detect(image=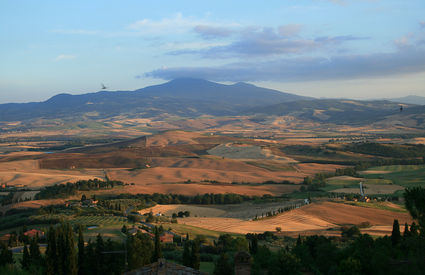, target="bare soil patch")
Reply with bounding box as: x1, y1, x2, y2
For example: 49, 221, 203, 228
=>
178, 201, 412, 235
0, 160, 104, 188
